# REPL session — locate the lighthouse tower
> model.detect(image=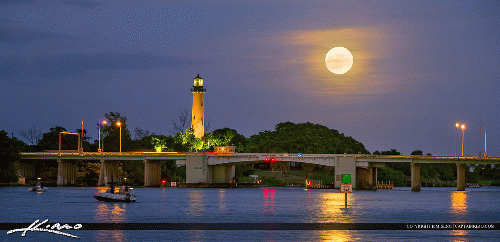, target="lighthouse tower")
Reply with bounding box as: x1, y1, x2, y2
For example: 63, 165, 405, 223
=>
191, 74, 206, 138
